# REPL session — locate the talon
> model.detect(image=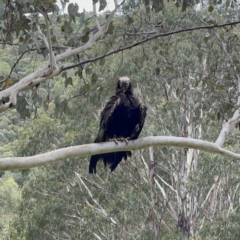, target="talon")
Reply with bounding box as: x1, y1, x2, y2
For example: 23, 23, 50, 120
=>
109, 138, 118, 144
120, 137, 129, 143
109, 137, 129, 144
117, 137, 129, 144
124, 137, 129, 143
